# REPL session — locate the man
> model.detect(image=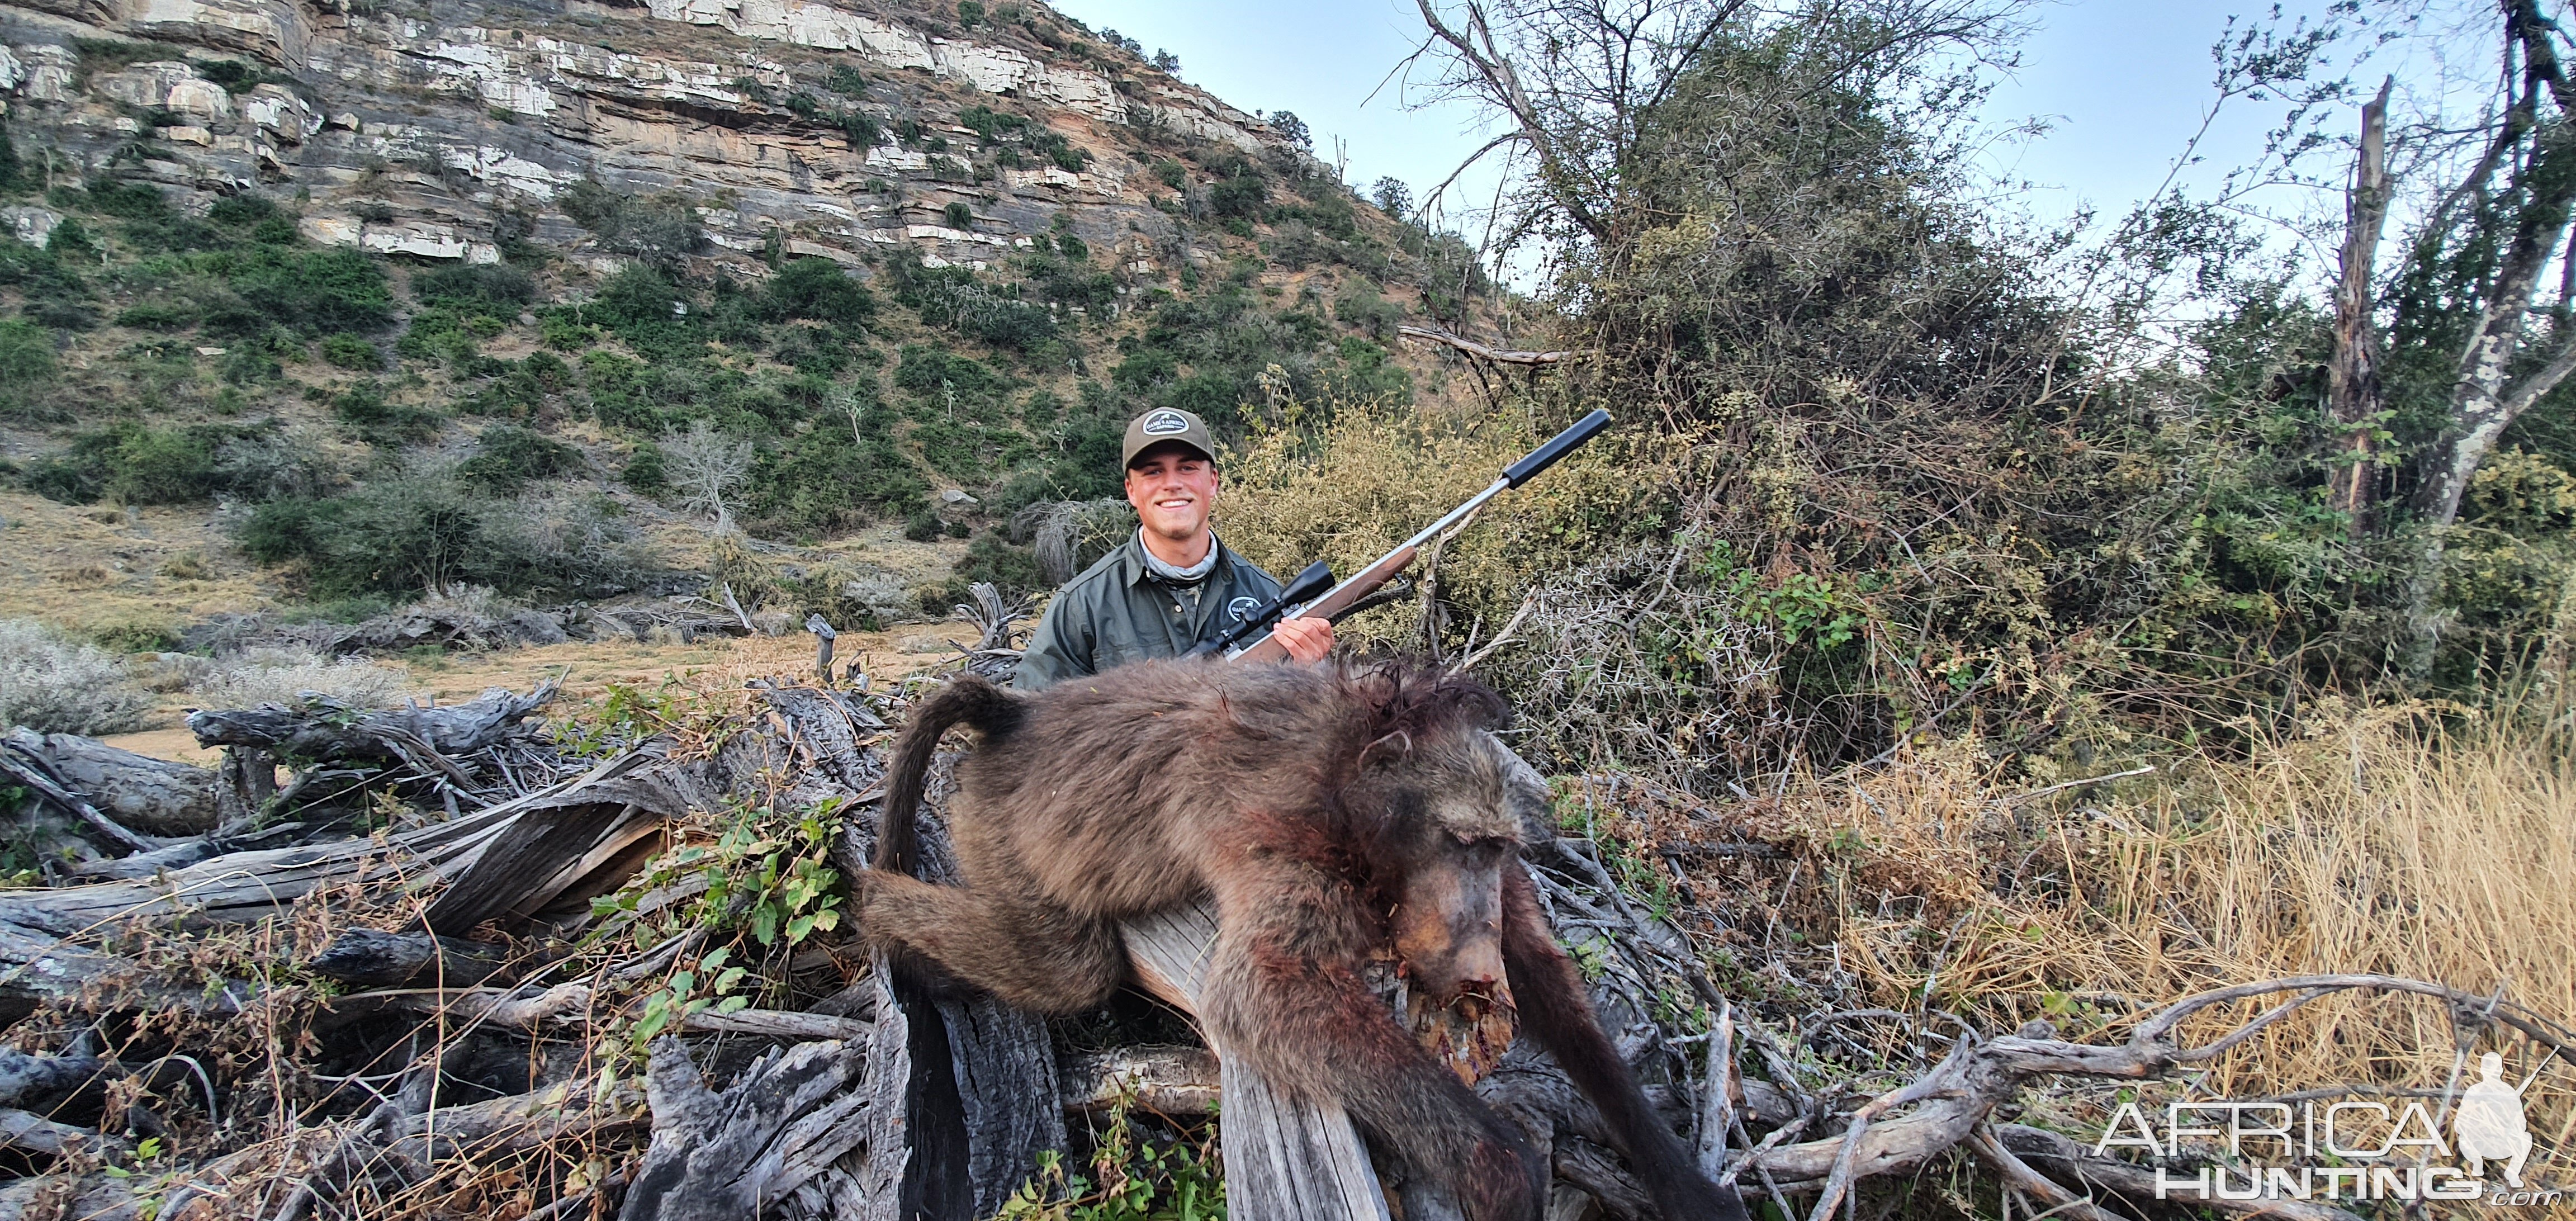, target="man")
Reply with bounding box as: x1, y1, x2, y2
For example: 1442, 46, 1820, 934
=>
1015, 408, 1333, 690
